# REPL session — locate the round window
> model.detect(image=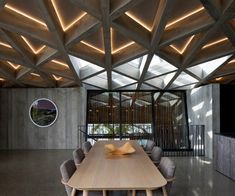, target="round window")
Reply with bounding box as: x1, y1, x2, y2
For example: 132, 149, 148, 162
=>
29, 98, 58, 127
